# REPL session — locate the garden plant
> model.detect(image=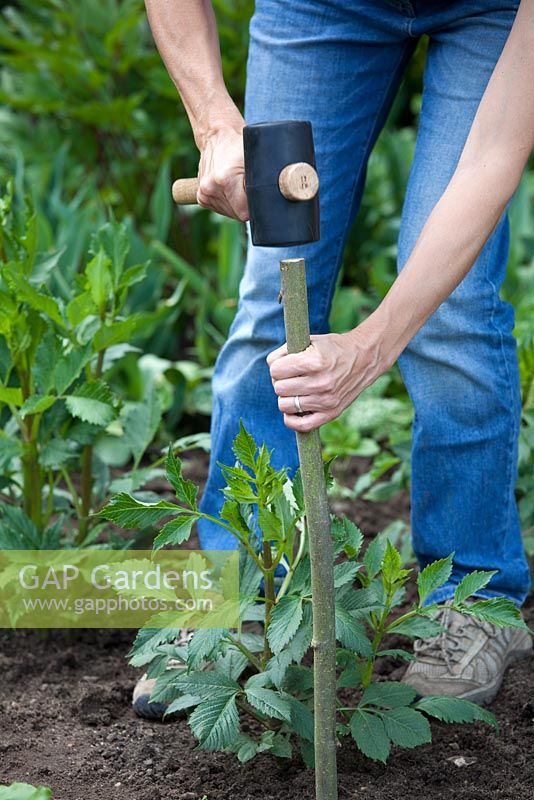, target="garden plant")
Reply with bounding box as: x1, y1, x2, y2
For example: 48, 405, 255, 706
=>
101, 423, 528, 779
